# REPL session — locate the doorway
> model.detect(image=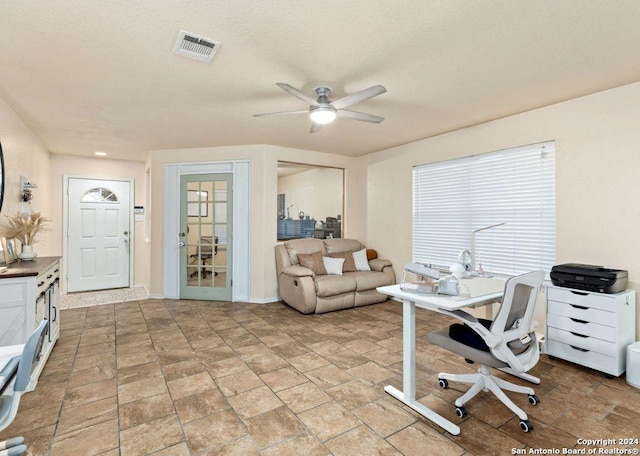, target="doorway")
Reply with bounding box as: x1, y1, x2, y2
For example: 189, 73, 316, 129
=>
180, 174, 233, 300
65, 177, 133, 292
163, 160, 249, 302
